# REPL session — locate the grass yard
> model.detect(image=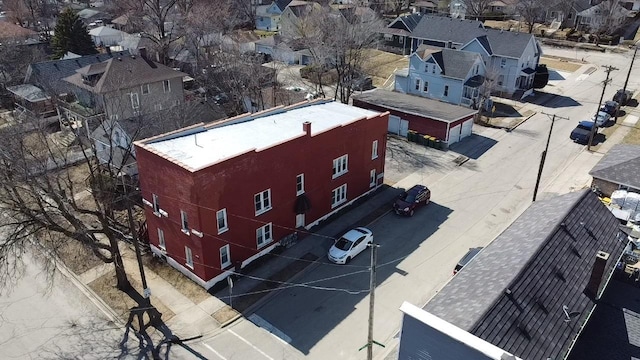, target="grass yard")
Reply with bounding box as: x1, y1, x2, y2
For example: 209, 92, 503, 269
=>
622, 118, 640, 145
540, 57, 583, 73
144, 256, 211, 305
362, 49, 408, 88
